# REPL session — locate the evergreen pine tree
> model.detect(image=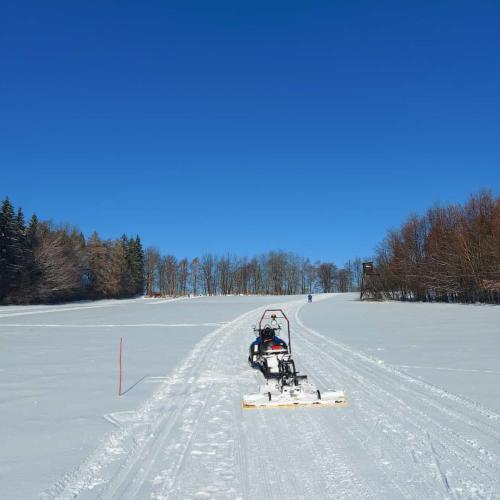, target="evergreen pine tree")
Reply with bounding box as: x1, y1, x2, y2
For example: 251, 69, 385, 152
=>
0, 203, 6, 299
0, 198, 24, 302
27, 214, 39, 248
25, 213, 41, 299
16, 208, 26, 234
110, 238, 132, 297
131, 236, 145, 295
14, 207, 35, 302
